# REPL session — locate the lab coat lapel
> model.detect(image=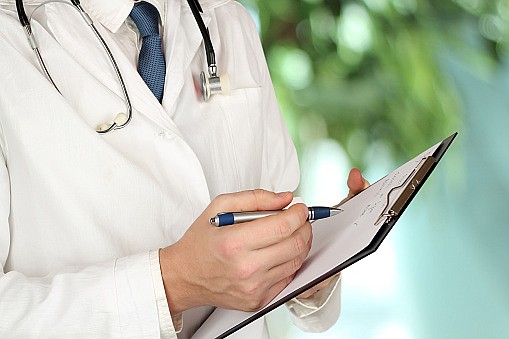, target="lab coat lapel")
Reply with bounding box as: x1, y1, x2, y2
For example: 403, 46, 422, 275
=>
44, 6, 182, 135
77, 25, 184, 136
161, 0, 211, 112
43, 6, 125, 100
